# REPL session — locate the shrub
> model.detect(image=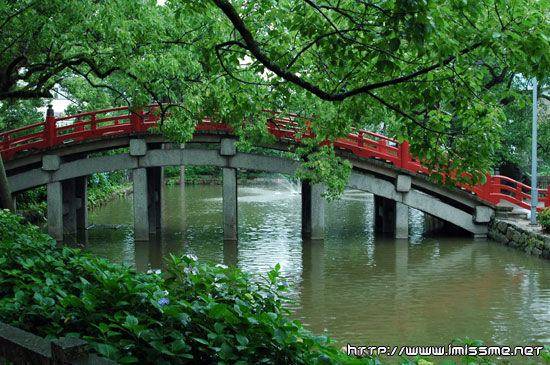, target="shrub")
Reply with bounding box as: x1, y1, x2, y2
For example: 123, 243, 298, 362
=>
0, 210, 368, 364
539, 207, 550, 232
